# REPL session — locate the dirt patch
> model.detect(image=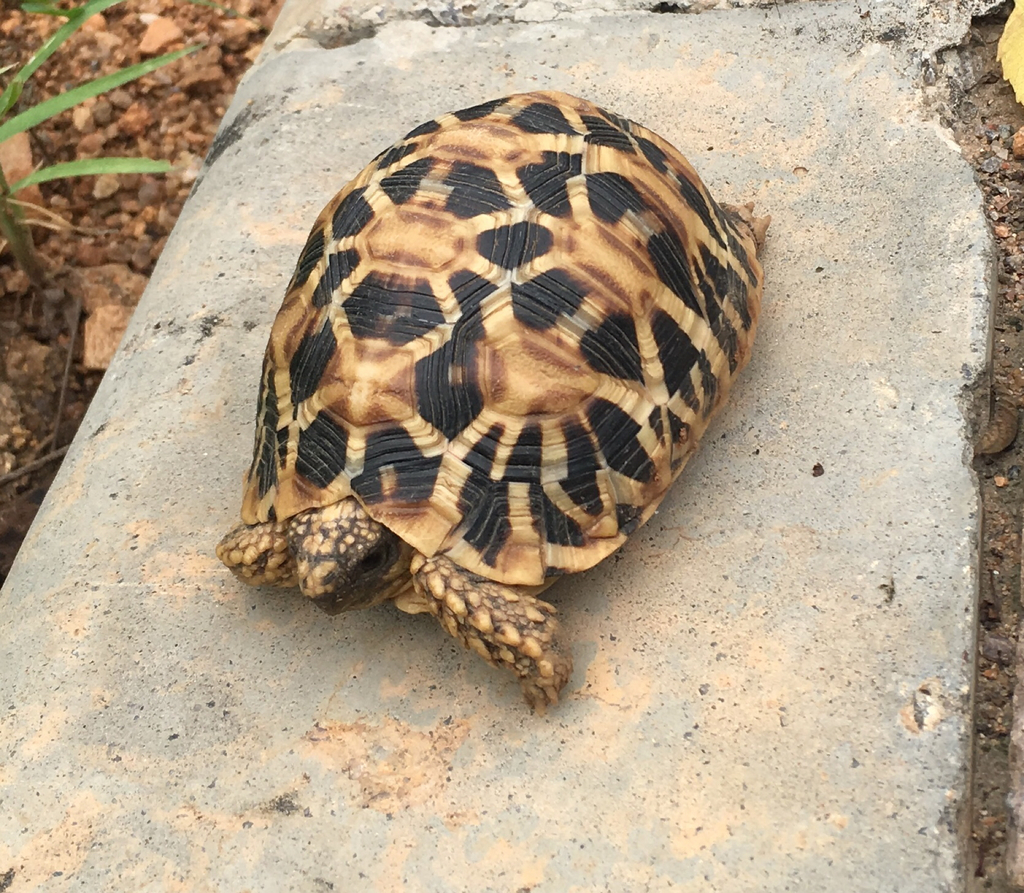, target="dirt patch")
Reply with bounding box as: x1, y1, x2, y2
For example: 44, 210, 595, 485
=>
941, 10, 1024, 890
0, 0, 282, 584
